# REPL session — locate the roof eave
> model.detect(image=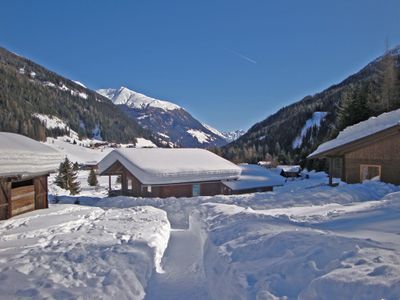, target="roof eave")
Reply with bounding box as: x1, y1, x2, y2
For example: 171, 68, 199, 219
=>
307, 124, 400, 160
